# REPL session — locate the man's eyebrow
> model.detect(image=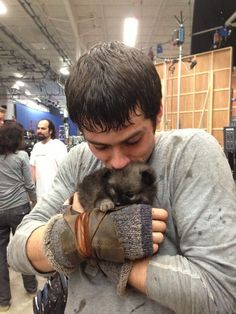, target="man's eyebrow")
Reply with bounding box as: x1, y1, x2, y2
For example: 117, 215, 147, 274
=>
87, 130, 144, 146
